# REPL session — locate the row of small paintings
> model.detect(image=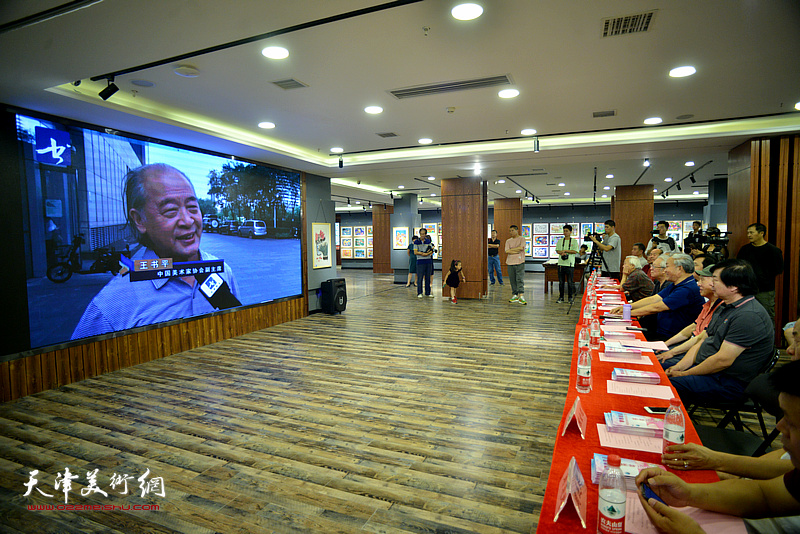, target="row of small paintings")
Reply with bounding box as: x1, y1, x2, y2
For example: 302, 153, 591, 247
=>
340, 226, 373, 238
340, 237, 373, 248
342, 248, 373, 259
